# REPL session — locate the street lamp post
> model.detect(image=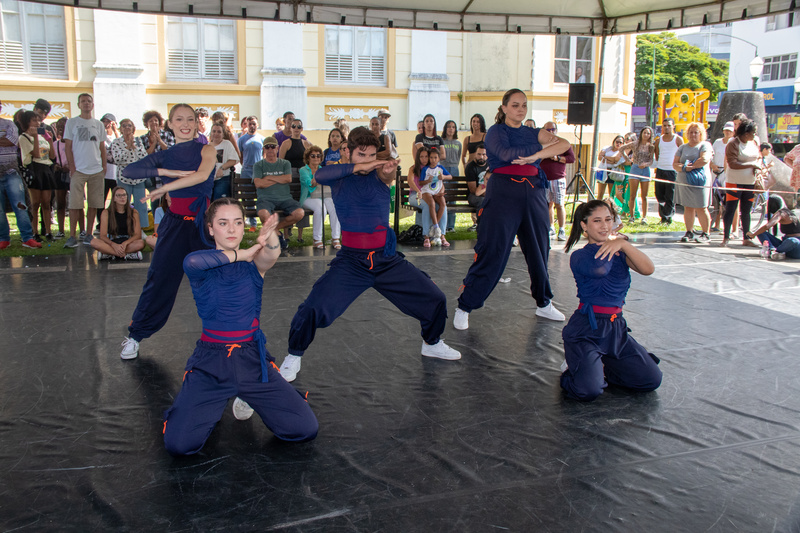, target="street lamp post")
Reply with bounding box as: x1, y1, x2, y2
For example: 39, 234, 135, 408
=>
749, 57, 765, 91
